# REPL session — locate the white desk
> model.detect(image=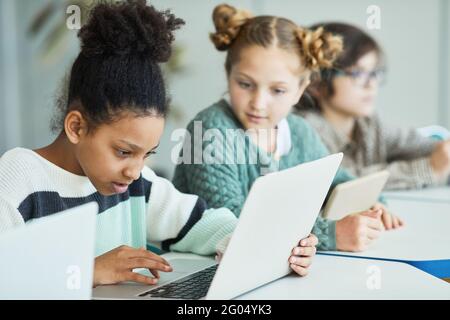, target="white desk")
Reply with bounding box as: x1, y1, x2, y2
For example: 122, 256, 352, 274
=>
322, 199, 450, 278
238, 255, 450, 300
93, 251, 450, 300
383, 186, 450, 203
